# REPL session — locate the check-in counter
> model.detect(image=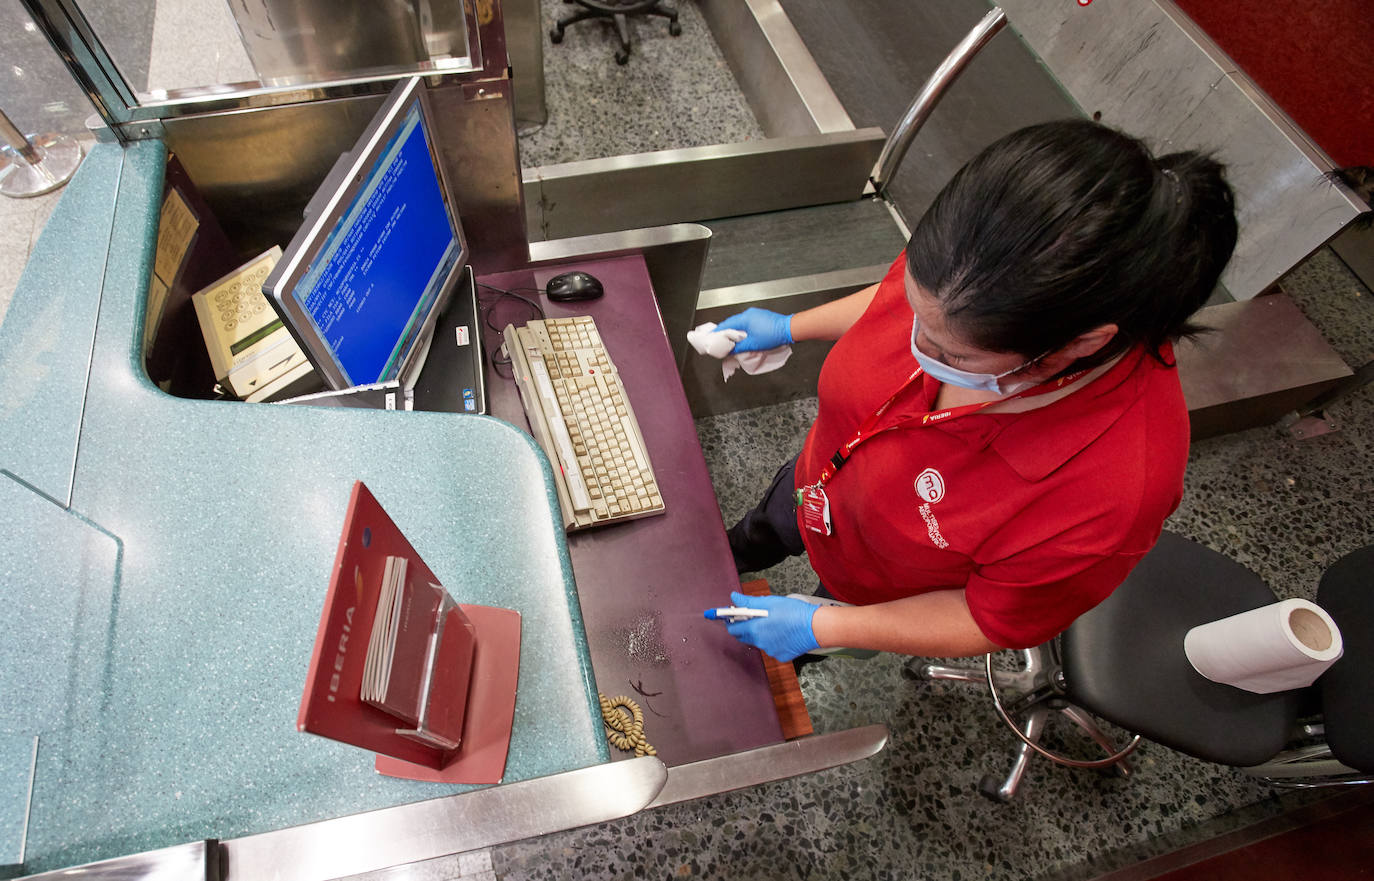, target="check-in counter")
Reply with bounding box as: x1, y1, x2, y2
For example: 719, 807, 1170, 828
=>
0, 129, 888, 880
